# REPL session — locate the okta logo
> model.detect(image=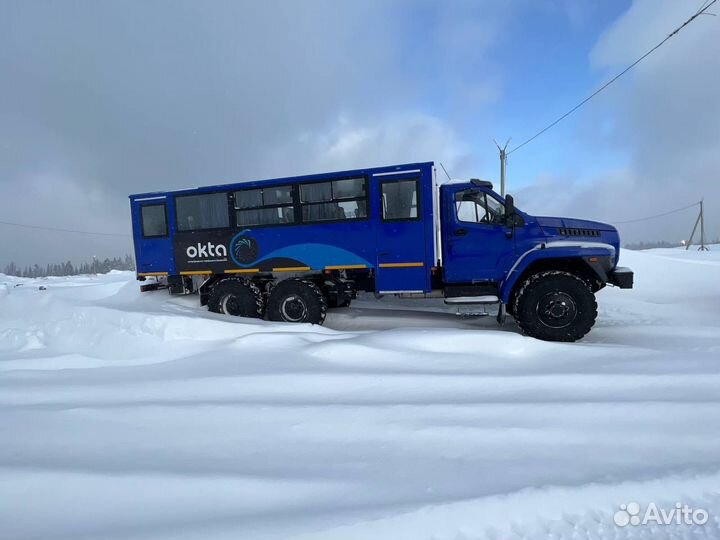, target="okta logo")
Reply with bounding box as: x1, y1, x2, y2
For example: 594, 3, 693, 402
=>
186, 242, 228, 259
